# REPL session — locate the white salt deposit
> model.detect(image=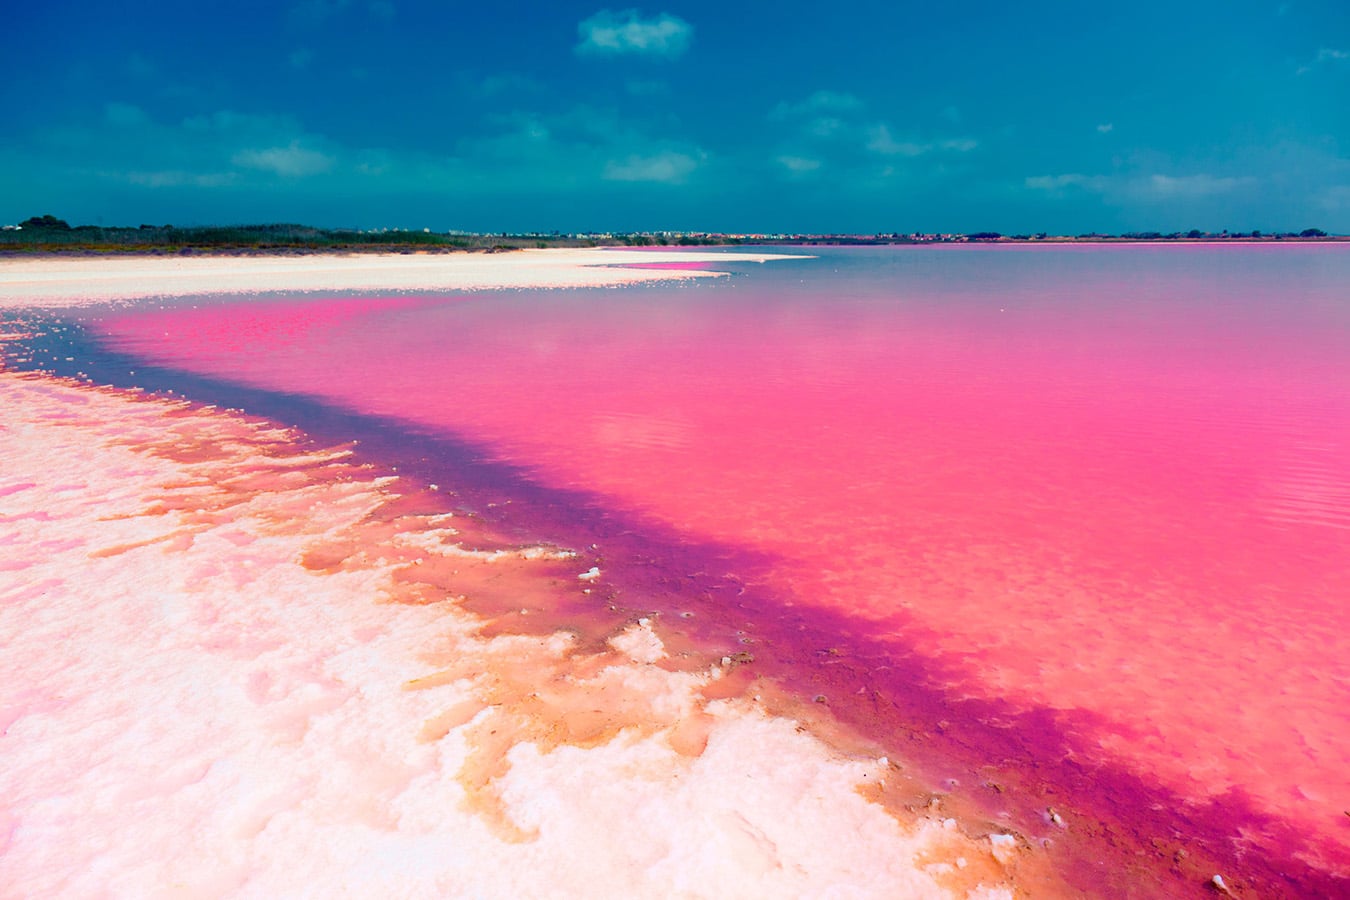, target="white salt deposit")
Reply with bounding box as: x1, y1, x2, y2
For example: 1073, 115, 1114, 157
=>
989, 833, 1020, 866
609, 618, 667, 665
0, 371, 1012, 898
0, 248, 808, 308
